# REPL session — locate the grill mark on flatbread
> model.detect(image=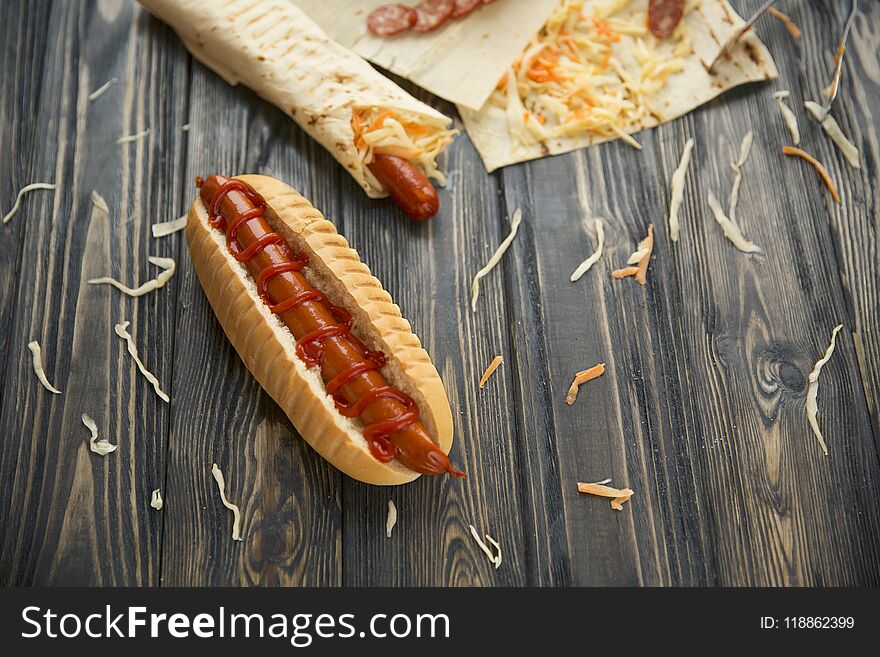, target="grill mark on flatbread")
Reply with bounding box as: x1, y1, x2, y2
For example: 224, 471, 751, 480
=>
744, 40, 762, 67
